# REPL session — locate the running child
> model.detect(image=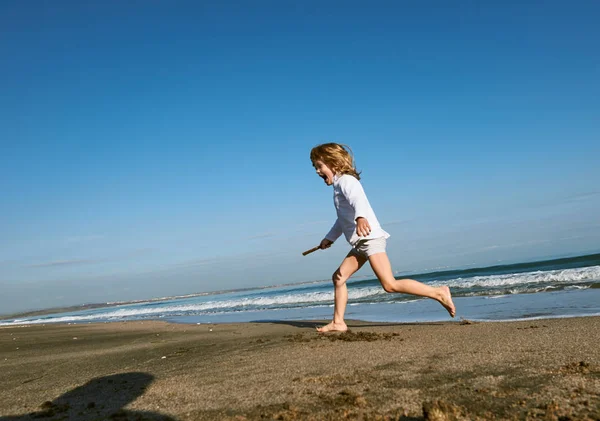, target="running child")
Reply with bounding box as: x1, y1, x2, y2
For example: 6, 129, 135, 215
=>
310, 143, 456, 333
